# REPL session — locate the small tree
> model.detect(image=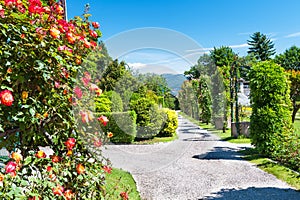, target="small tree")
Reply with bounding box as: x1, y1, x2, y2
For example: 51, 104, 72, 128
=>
247, 32, 275, 61
249, 61, 293, 155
